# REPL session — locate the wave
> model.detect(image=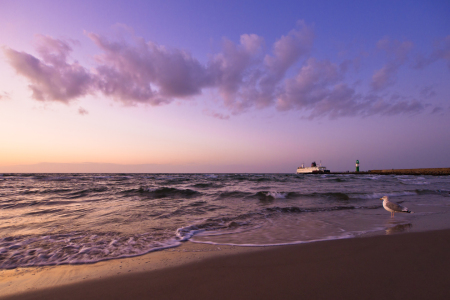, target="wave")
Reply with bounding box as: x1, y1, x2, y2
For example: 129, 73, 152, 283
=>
415, 189, 450, 196
0, 232, 179, 269
357, 191, 417, 199
217, 191, 253, 199
396, 176, 429, 185
32, 175, 75, 181
25, 188, 74, 195
218, 190, 353, 201
64, 186, 109, 199
311, 192, 350, 200
24, 208, 65, 216
188, 231, 381, 247
191, 182, 223, 189
111, 176, 133, 181
329, 177, 346, 182
136, 187, 201, 198
203, 174, 218, 179
176, 204, 380, 241
157, 202, 225, 219
154, 175, 192, 184
226, 174, 249, 181
254, 191, 351, 201
254, 191, 298, 201
176, 216, 260, 241
0, 200, 40, 209
18, 187, 107, 197
0, 198, 81, 209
